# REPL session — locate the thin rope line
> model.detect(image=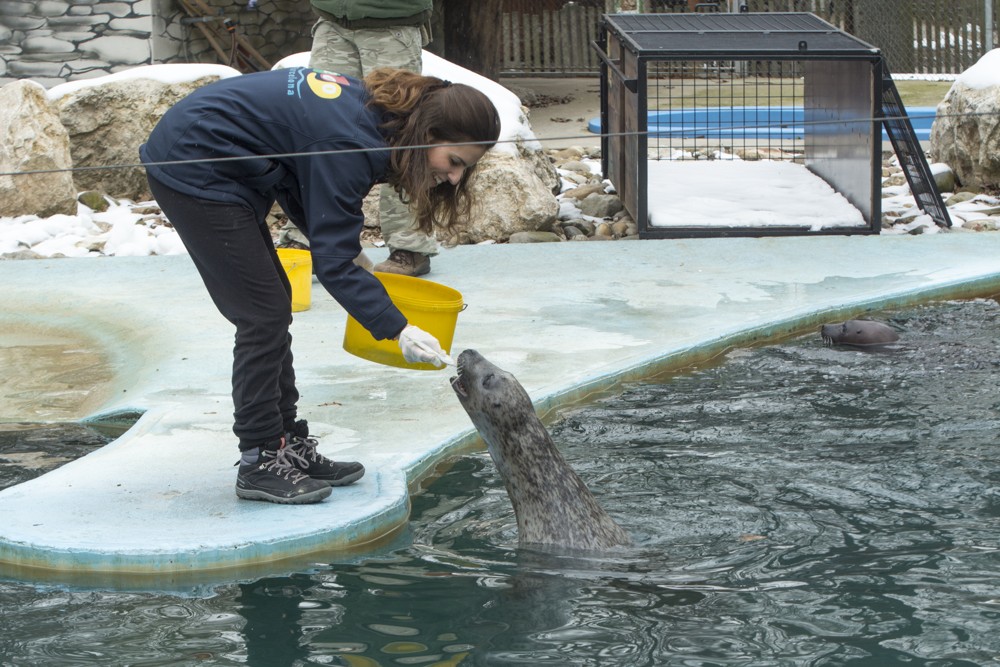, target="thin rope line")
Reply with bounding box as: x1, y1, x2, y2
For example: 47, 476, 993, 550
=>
0, 110, 995, 178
